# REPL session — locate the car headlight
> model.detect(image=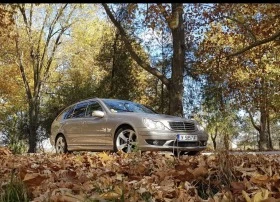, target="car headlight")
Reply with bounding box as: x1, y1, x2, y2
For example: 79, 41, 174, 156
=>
143, 118, 166, 130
